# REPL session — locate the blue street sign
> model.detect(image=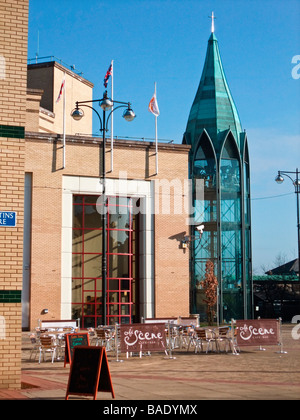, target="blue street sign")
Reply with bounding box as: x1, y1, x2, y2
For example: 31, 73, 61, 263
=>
0, 212, 16, 227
